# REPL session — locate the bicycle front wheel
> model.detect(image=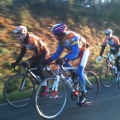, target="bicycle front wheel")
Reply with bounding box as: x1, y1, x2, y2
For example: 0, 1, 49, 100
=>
4, 73, 35, 108
85, 71, 100, 106
35, 76, 67, 119
100, 65, 114, 87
